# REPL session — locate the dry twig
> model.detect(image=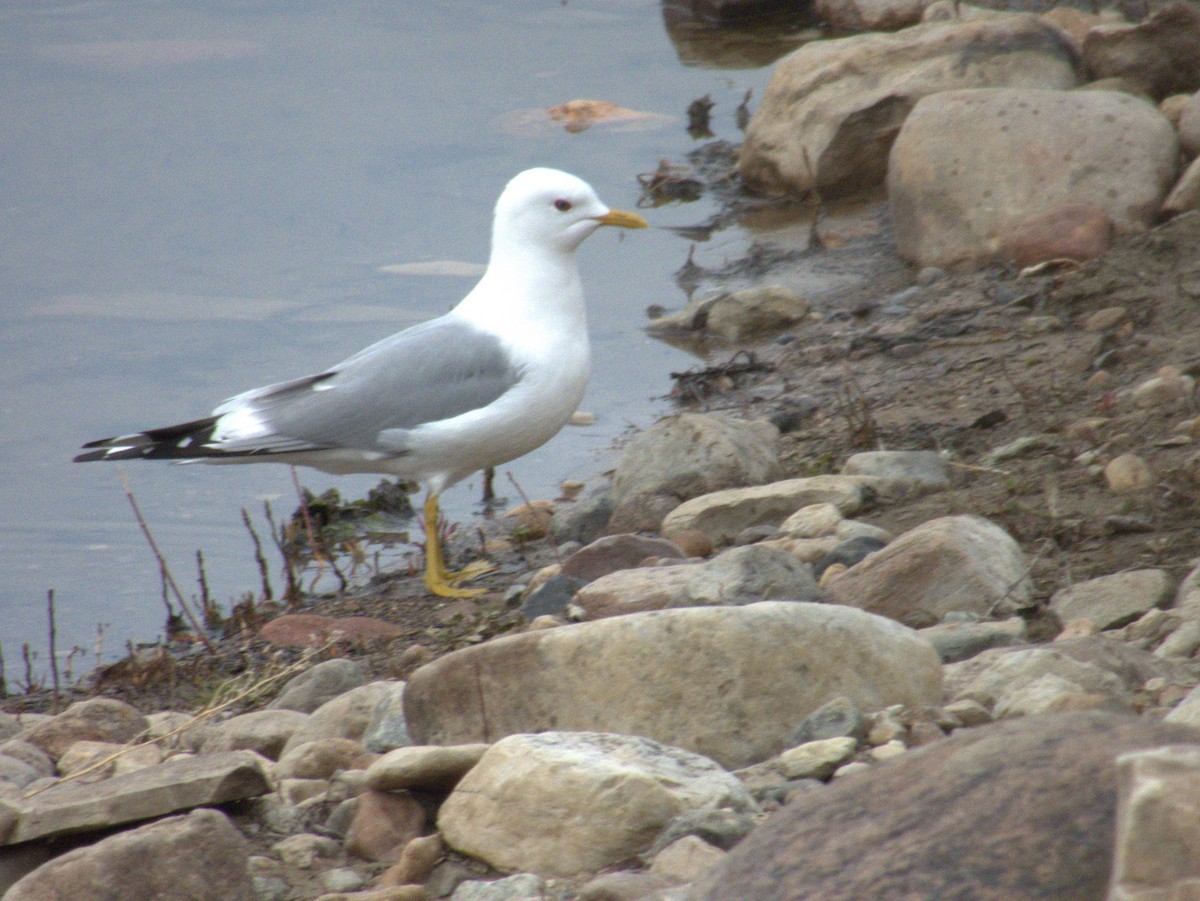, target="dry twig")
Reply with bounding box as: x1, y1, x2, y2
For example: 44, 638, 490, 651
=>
118, 470, 215, 653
